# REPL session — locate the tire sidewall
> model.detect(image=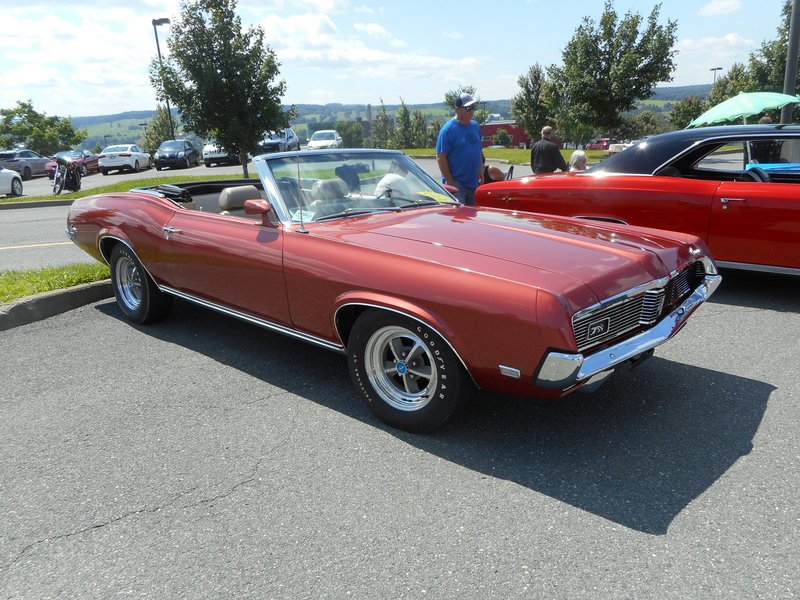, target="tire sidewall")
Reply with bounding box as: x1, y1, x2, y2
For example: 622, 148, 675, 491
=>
348, 310, 465, 432
109, 244, 171, 324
